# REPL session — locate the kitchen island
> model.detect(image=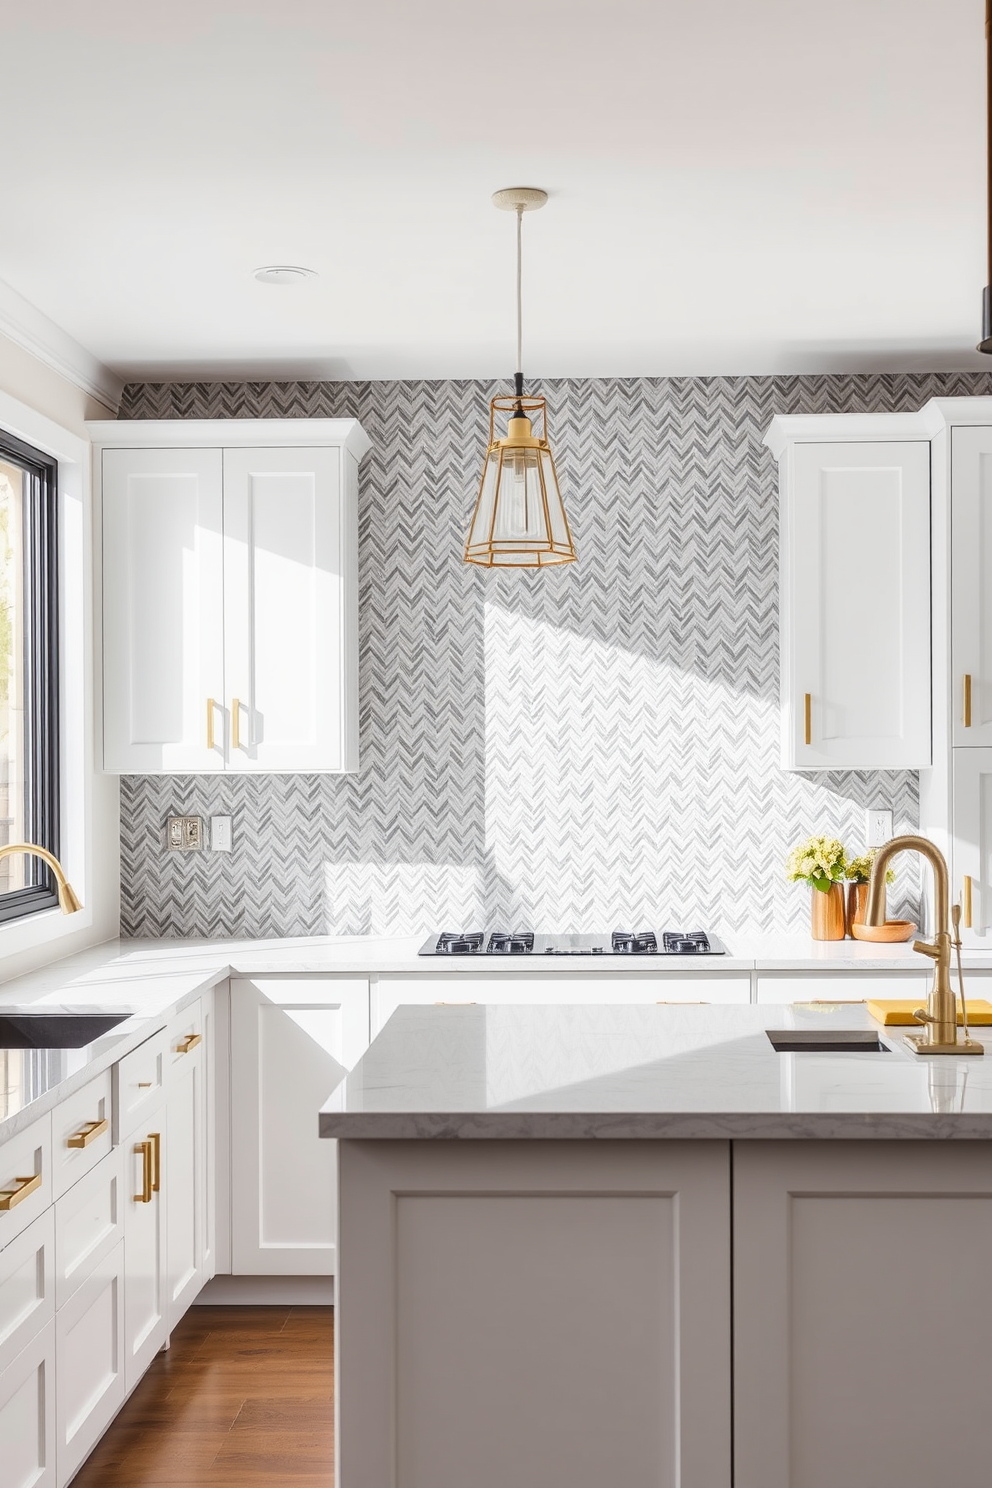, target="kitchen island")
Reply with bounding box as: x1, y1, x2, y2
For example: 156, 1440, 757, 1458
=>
321, 1002, 992, 1488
